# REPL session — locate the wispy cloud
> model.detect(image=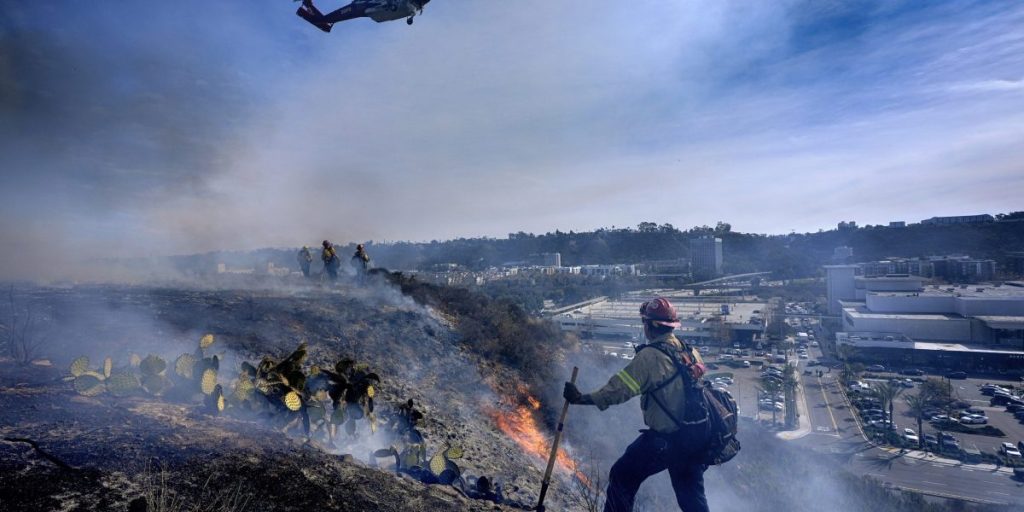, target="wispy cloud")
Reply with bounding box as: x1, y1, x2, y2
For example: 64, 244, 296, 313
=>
1, 0, 1022, 277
